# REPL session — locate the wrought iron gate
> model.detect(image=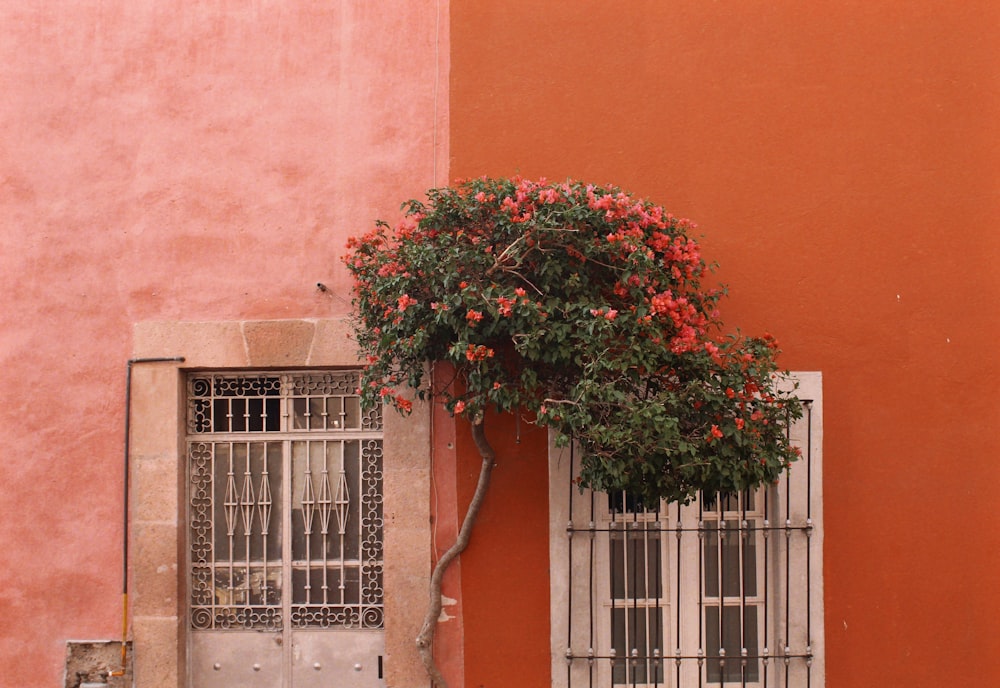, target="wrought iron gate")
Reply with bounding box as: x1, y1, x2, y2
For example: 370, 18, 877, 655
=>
186, 372, 385, 687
